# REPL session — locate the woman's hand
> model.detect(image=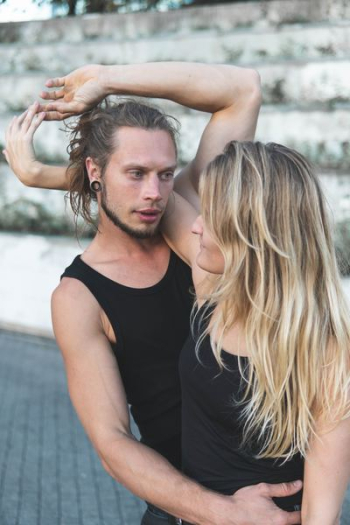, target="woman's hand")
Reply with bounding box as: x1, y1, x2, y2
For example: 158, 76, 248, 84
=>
38, 64, 107, 121
3, 102, 46, 187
